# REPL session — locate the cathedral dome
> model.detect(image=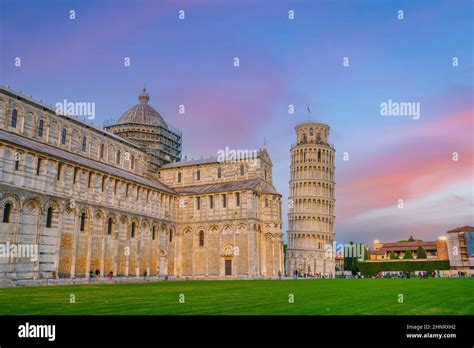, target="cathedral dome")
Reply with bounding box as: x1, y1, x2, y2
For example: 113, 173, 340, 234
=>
117, 88, 168, 129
